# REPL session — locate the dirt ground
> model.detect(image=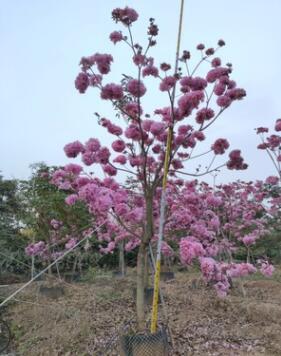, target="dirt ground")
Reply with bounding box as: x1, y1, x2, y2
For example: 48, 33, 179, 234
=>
2, 268, 281, 355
